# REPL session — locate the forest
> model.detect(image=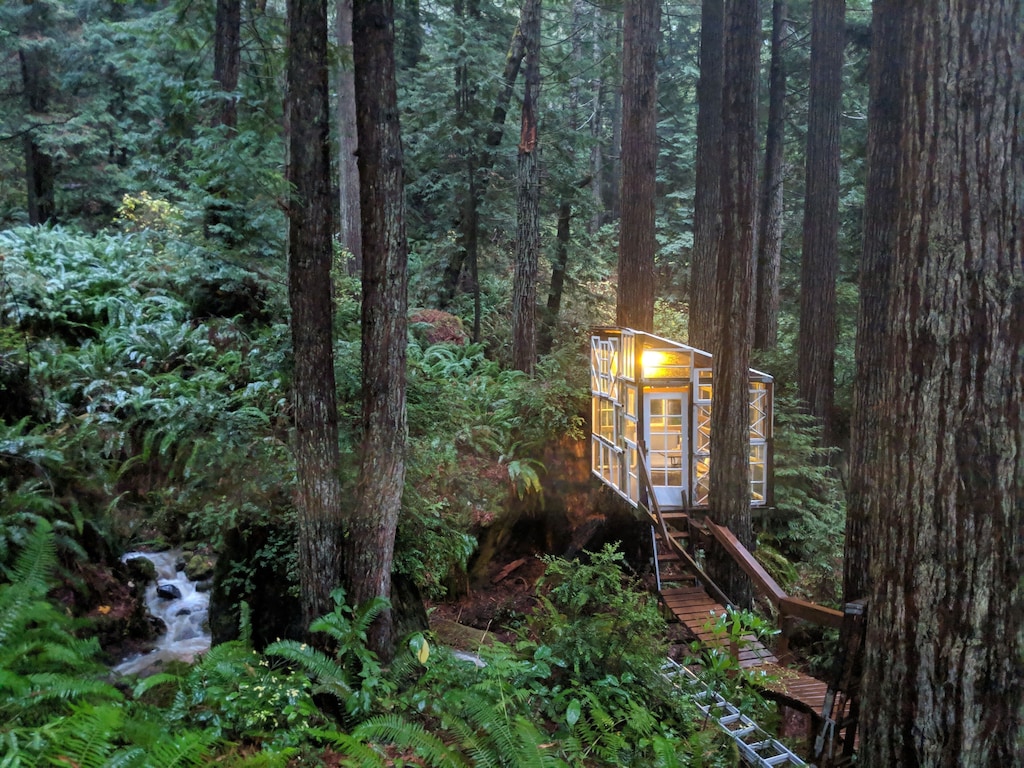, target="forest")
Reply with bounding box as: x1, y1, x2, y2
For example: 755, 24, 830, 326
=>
0, 0, 1021, 767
